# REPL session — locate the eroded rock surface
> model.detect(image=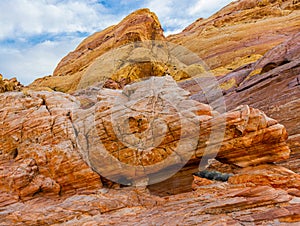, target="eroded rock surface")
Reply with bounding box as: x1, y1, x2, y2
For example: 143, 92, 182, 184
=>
169, 0, 300, 76
29, 0, 300, 94
1, 76, 297, 225
0, 91, 102, 206
0, 74, 23, 93
2, 183, 300, 225
29, 9, 165, 93
71, 76, 290, 186
1, 0, 300, 224
181, 30, 300, 173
